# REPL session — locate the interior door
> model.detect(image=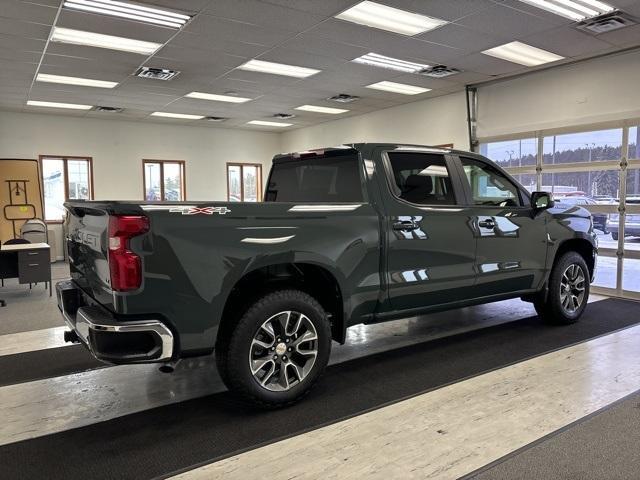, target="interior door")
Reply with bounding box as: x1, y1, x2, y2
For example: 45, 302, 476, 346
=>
379, 149, 477, 312
456, 156, 548, 296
